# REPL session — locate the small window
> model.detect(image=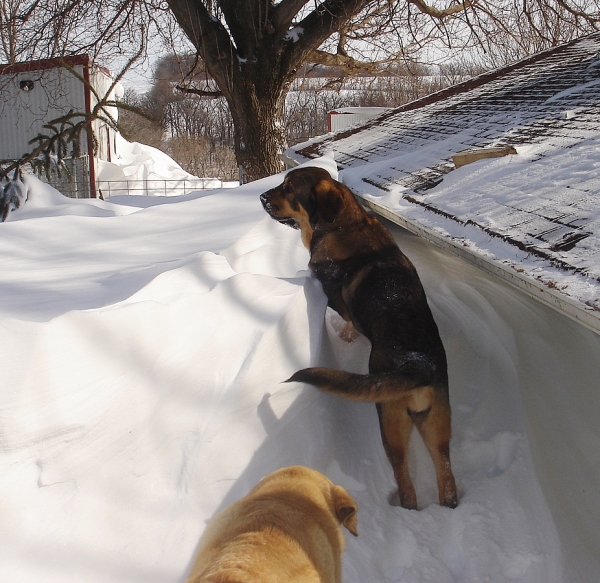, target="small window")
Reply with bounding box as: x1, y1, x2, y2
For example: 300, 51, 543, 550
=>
19, 80, 34, 92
